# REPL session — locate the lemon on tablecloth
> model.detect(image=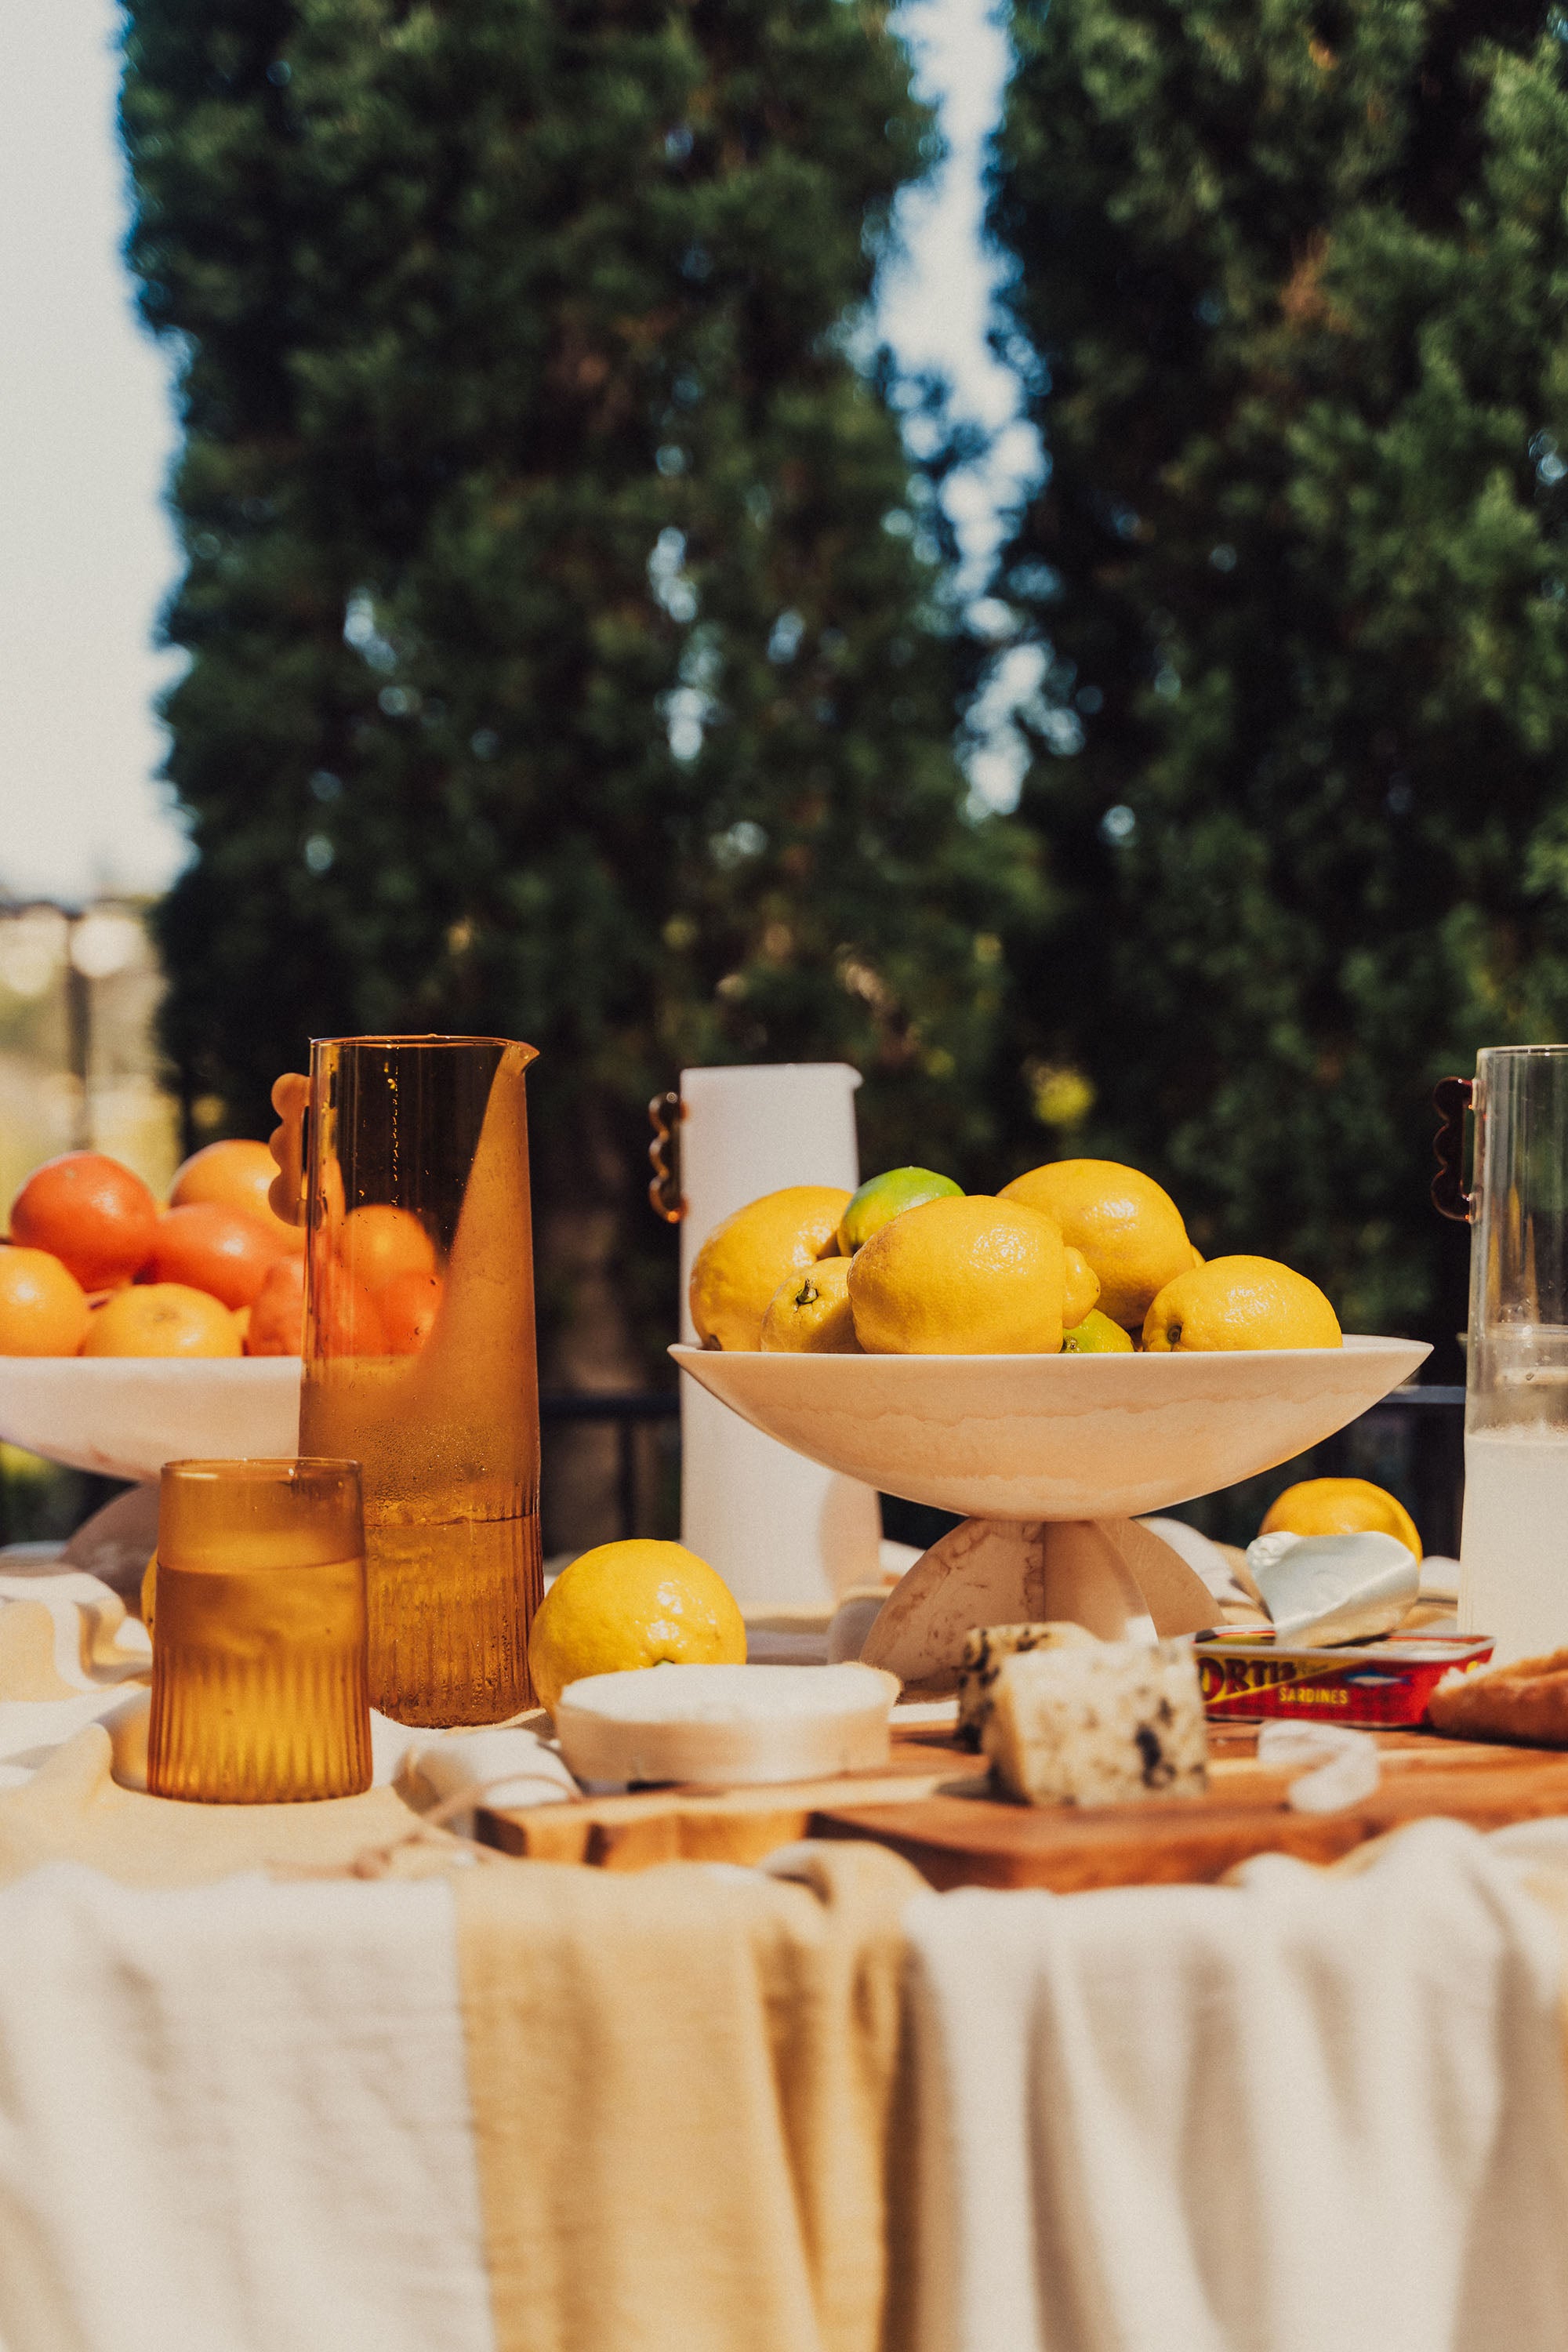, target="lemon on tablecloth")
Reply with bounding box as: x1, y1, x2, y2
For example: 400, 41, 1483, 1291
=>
1261, 1476, 1421, 1560
528, 1539, 746, 1715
